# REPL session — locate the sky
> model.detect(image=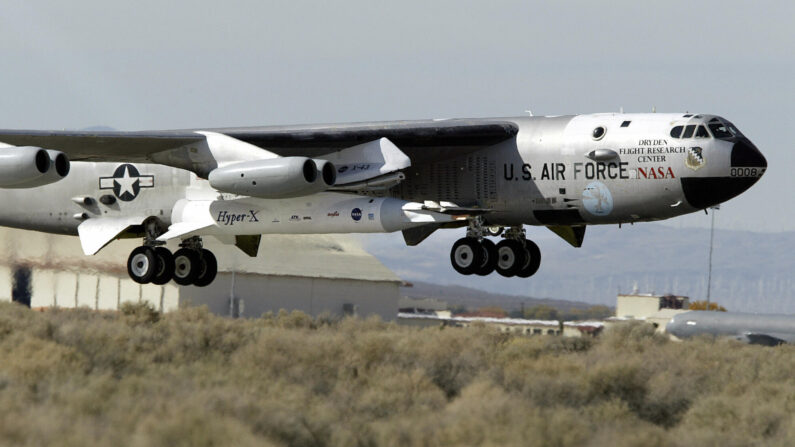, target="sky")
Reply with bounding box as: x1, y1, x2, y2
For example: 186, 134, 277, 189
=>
0, 0, 792, 232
